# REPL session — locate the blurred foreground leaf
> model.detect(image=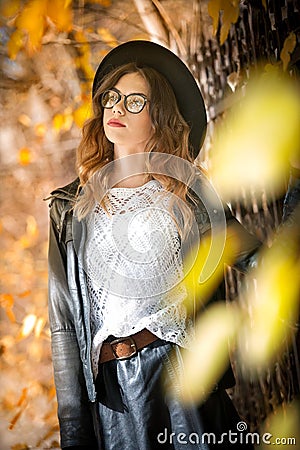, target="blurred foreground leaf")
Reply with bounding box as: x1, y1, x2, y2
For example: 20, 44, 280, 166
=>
257, 400, 300, 449
175, 302, 240, 404
211, 72, 300, 200
0, 293, 16, 323
238, 220, 300, 369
